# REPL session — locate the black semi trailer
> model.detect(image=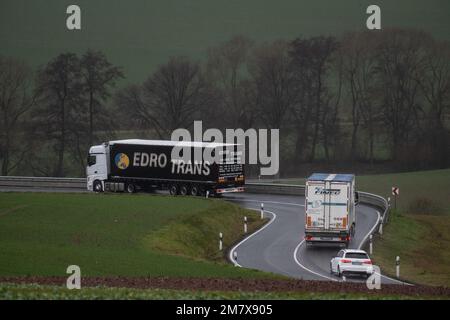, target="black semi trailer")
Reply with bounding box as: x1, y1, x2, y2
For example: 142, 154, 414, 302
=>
86, 139, 245, 196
